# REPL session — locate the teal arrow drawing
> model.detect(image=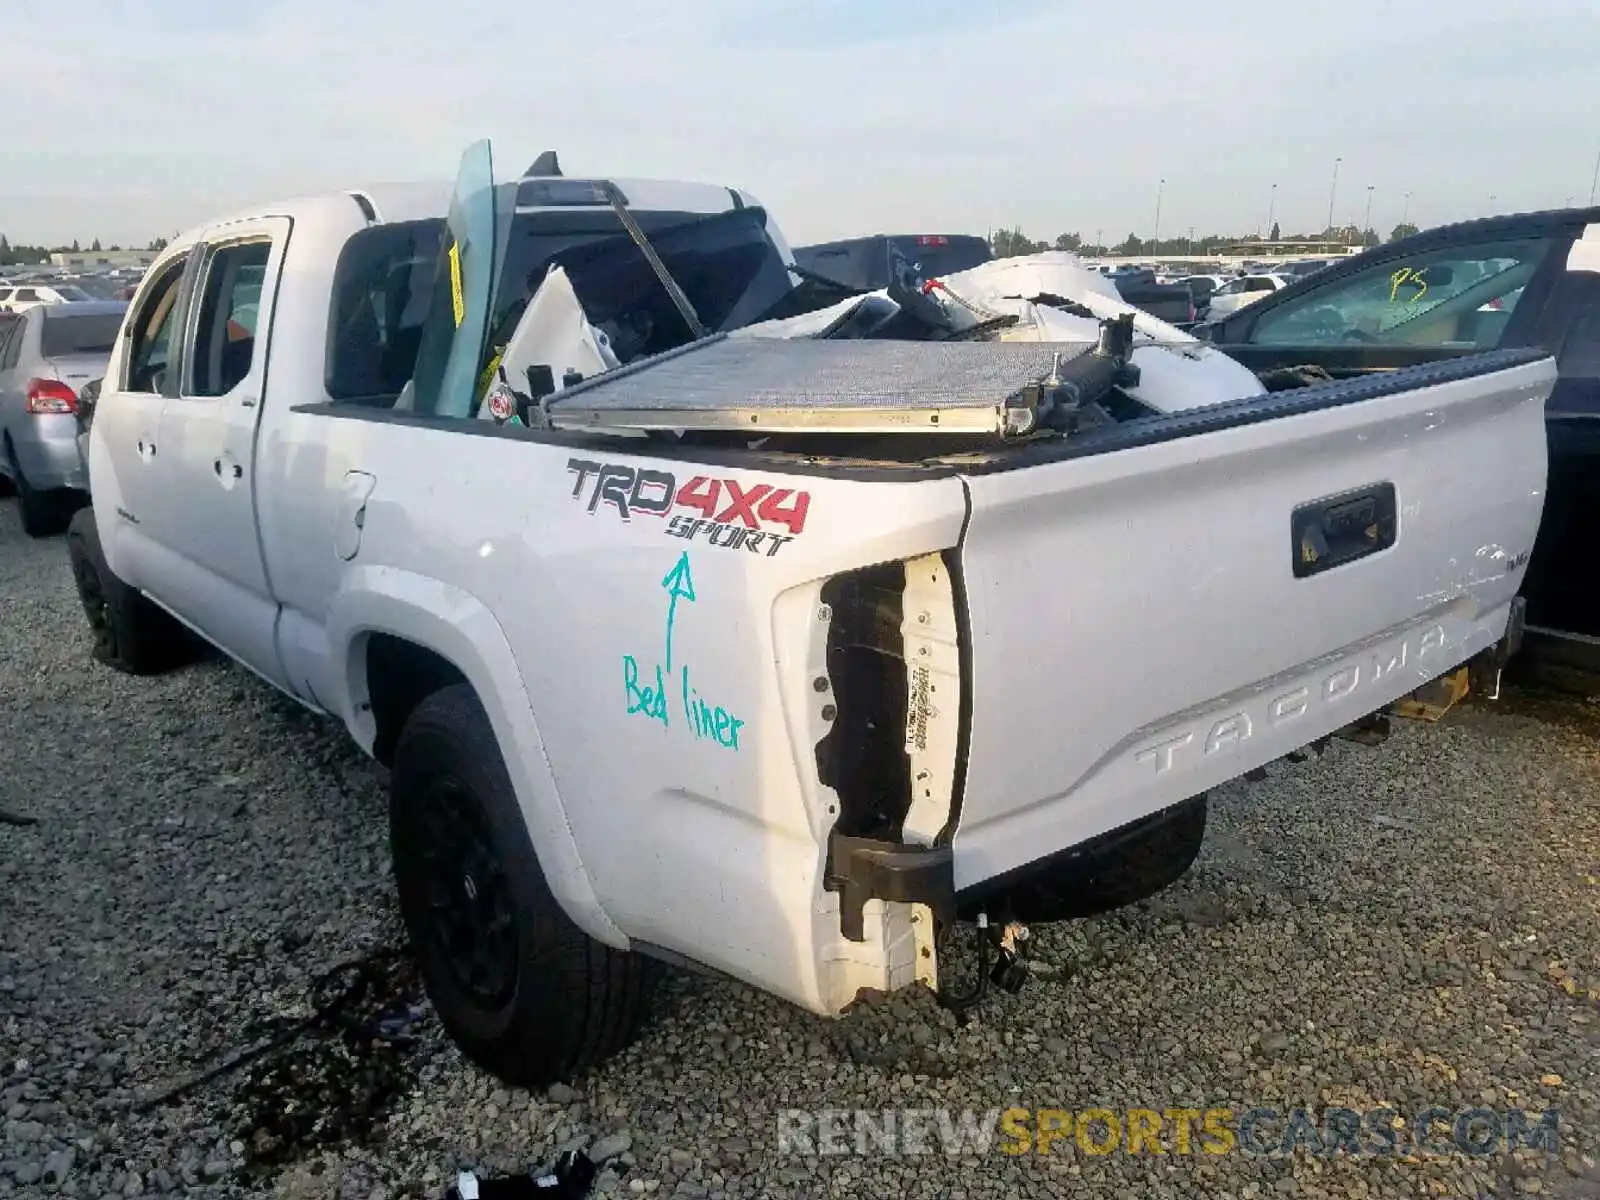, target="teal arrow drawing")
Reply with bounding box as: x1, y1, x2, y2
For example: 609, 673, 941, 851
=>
661, 552, 696, 673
